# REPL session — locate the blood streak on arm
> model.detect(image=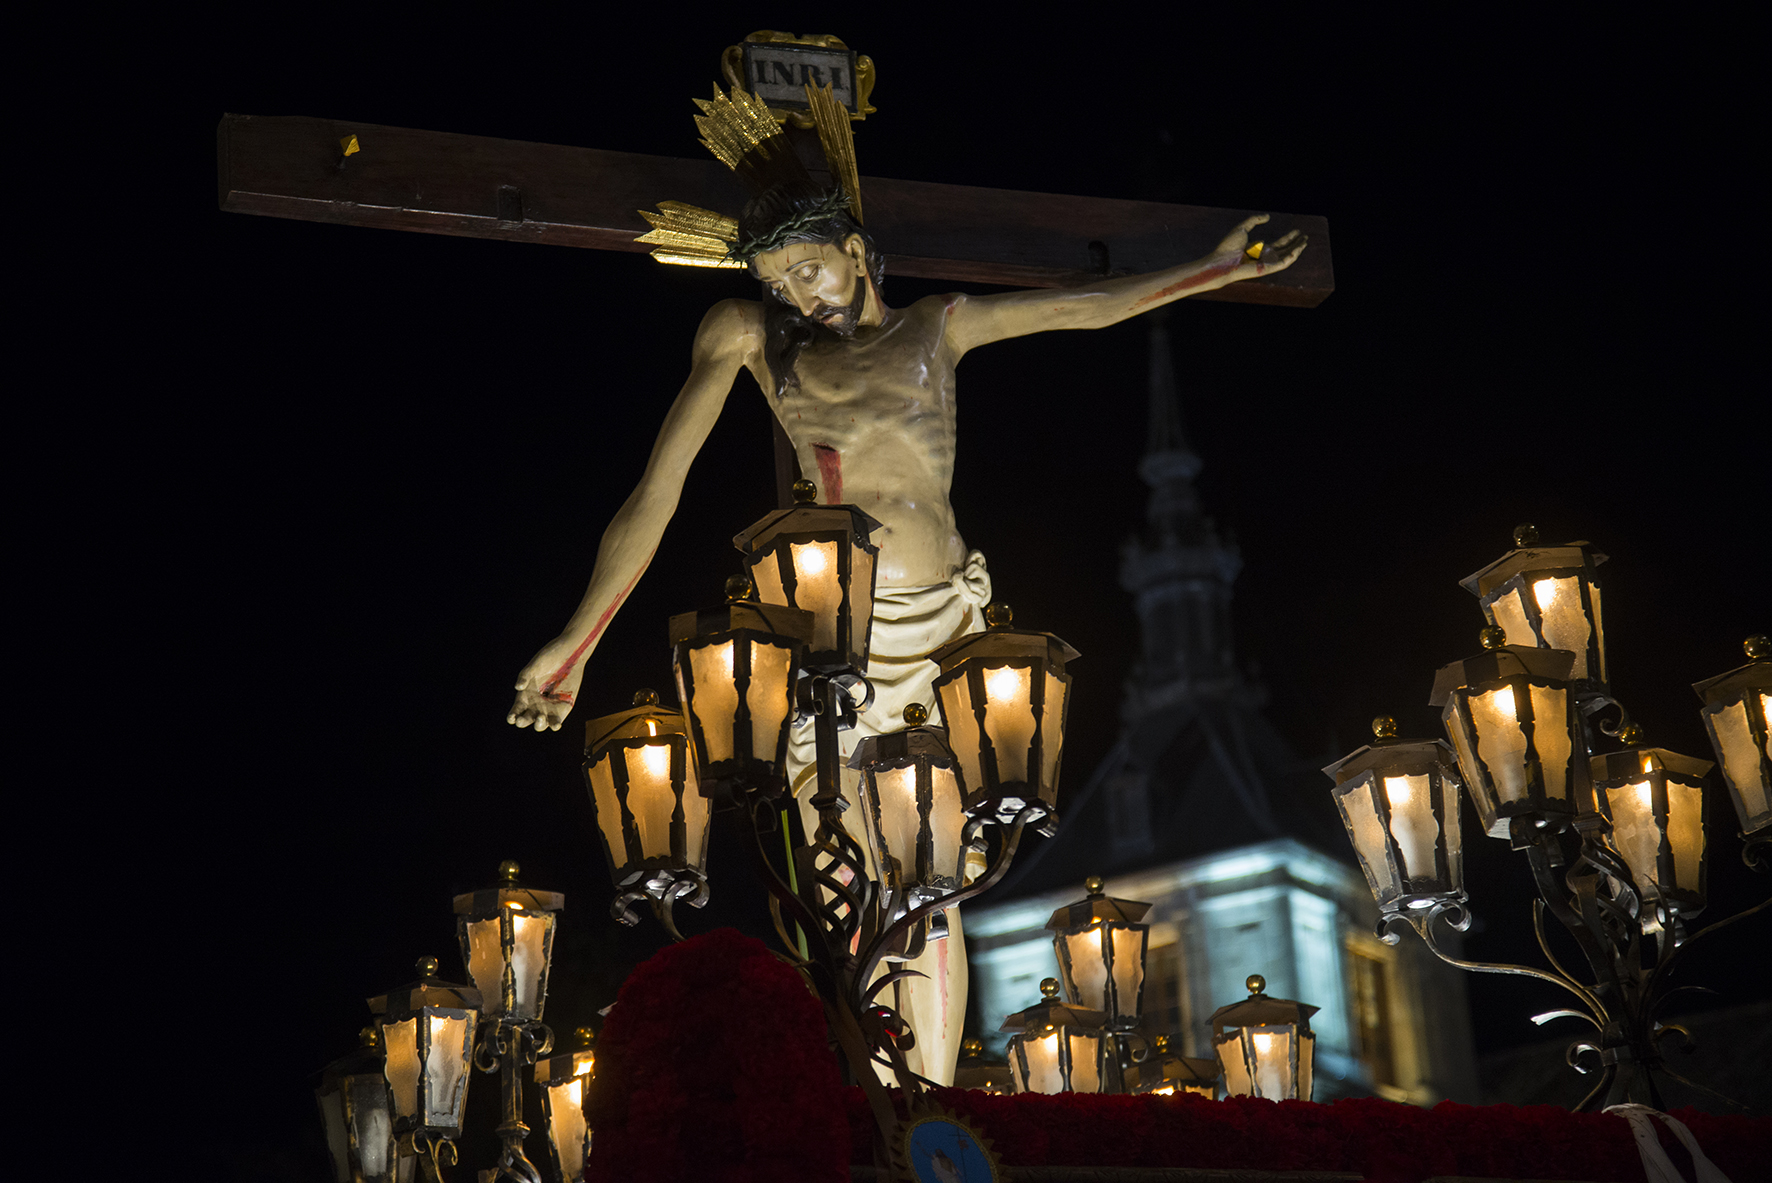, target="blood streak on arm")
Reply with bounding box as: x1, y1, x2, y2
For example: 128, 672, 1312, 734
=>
1129, 256, 1244, 311
540, 553, 653, 698
813, 443, 843, 503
